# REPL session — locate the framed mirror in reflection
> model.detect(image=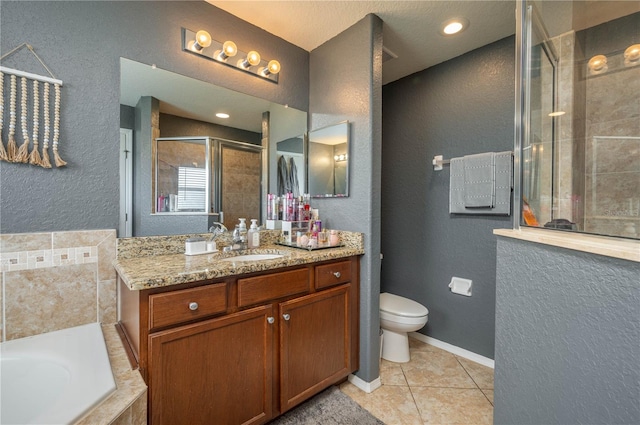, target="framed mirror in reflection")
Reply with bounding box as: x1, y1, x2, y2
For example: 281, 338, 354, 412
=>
119, 58, 306, 237
308, 121, 350, 198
